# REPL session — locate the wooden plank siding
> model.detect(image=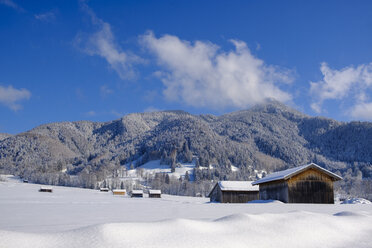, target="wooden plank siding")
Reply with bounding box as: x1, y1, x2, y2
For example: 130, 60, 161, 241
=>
210, 185, 223, 202
221, 191, 259, 203
258, 168, 336, 203
259, 180, 289, 203
209, 185, 259, 203
149, 194, 161, 198
287, 168, 334, 204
